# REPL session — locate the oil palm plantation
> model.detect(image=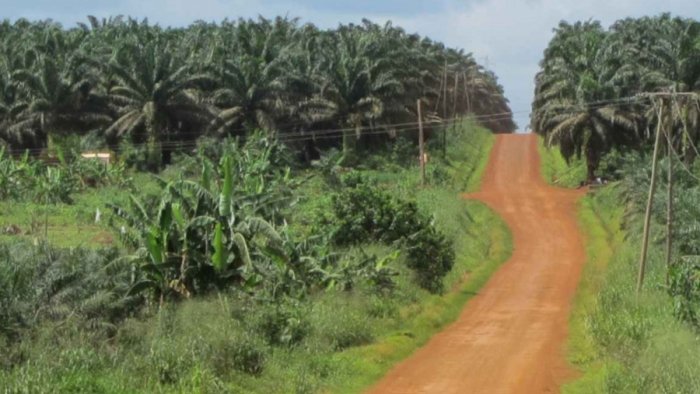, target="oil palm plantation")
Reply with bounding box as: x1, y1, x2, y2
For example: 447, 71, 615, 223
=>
533, 21, 640, 179
610, 15, 700, 160
312, 26, 403, 159
0, 16, 517, 160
